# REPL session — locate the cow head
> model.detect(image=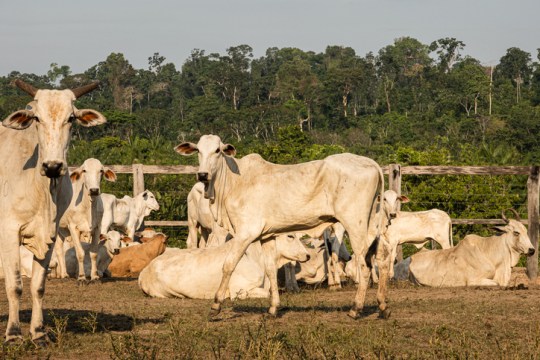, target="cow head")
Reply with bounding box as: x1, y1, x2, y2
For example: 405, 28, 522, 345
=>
276, 233, 310, 268
495, 209, 535, 257
2, 80, 106, 178
382, 190, 410, 221
140, 190, 160, 215
174, 134, 236, 199
70, 158, 116, 197
99, 231, 122, 256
